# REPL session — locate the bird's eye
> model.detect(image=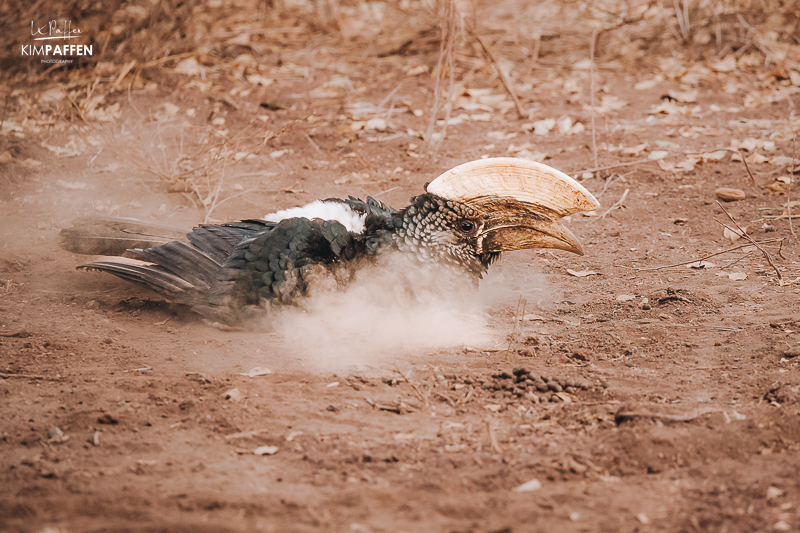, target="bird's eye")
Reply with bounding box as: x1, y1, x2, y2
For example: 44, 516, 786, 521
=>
459, 220, 476, 232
